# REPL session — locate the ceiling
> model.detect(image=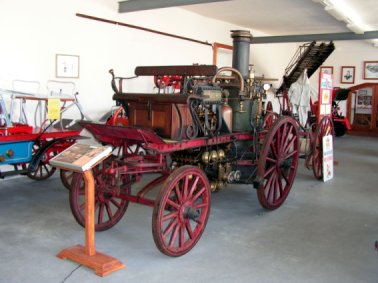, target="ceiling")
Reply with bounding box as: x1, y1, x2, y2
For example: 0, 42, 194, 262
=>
182, 0, 378, 37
